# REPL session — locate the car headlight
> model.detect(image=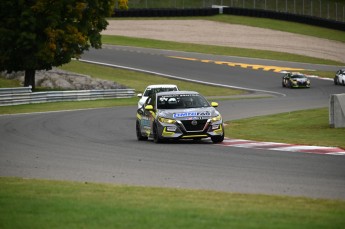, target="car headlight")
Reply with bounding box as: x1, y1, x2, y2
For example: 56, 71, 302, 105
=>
158, 117, 176, 124
211, 115, 222, 122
